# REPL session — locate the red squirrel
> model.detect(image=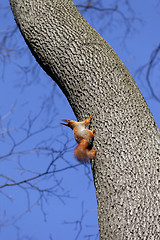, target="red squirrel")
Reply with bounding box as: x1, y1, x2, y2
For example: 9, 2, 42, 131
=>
61, 115, 96, 162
